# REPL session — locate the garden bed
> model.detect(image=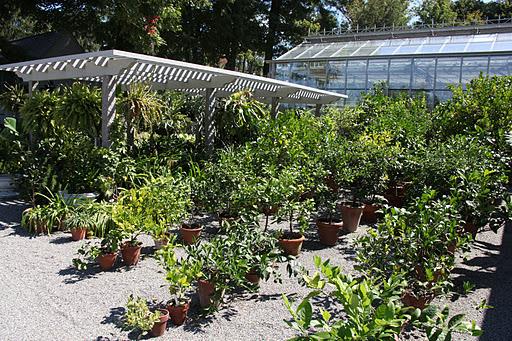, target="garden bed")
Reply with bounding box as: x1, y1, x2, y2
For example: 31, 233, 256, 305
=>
0, 199, 508, 340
